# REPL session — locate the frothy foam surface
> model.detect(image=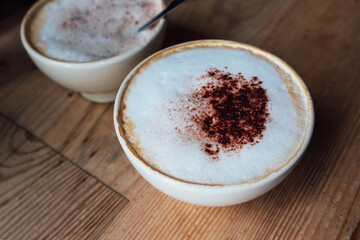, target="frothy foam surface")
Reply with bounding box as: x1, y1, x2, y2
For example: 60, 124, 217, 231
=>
30, 0, 162, 62
121, 44, 309, 185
